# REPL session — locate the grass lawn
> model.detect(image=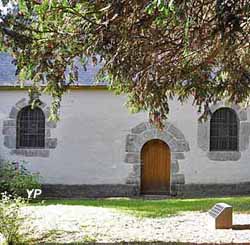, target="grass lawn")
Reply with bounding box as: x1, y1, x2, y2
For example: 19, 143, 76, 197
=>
31, 196, 250, 218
